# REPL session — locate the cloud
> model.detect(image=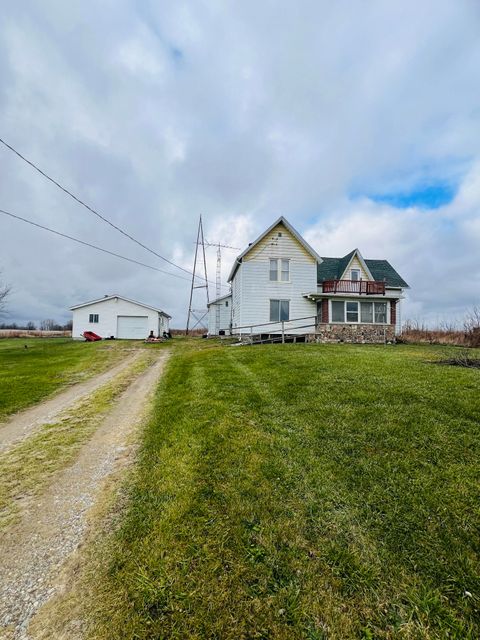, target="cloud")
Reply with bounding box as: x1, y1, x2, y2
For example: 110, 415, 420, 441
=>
0, 0, 479, 327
